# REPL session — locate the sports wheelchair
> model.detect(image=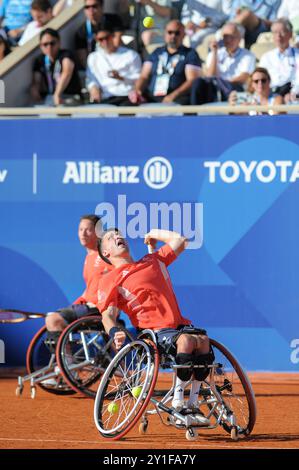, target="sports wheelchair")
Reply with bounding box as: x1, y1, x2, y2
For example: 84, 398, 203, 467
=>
93, 329, 257, 441
16, 315, 126, 399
